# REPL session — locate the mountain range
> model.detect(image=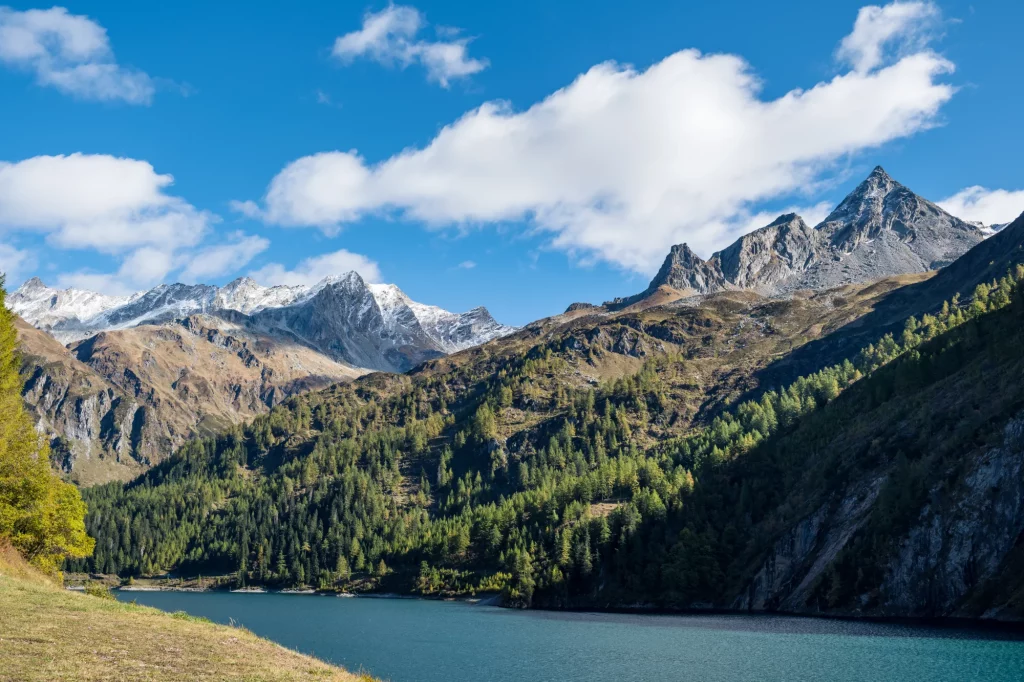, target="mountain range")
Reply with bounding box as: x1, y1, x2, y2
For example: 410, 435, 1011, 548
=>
10, 272, 513, 368
9, 161, 1024, 622
4, 167, 1008, 486
8, 273, 514, 483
